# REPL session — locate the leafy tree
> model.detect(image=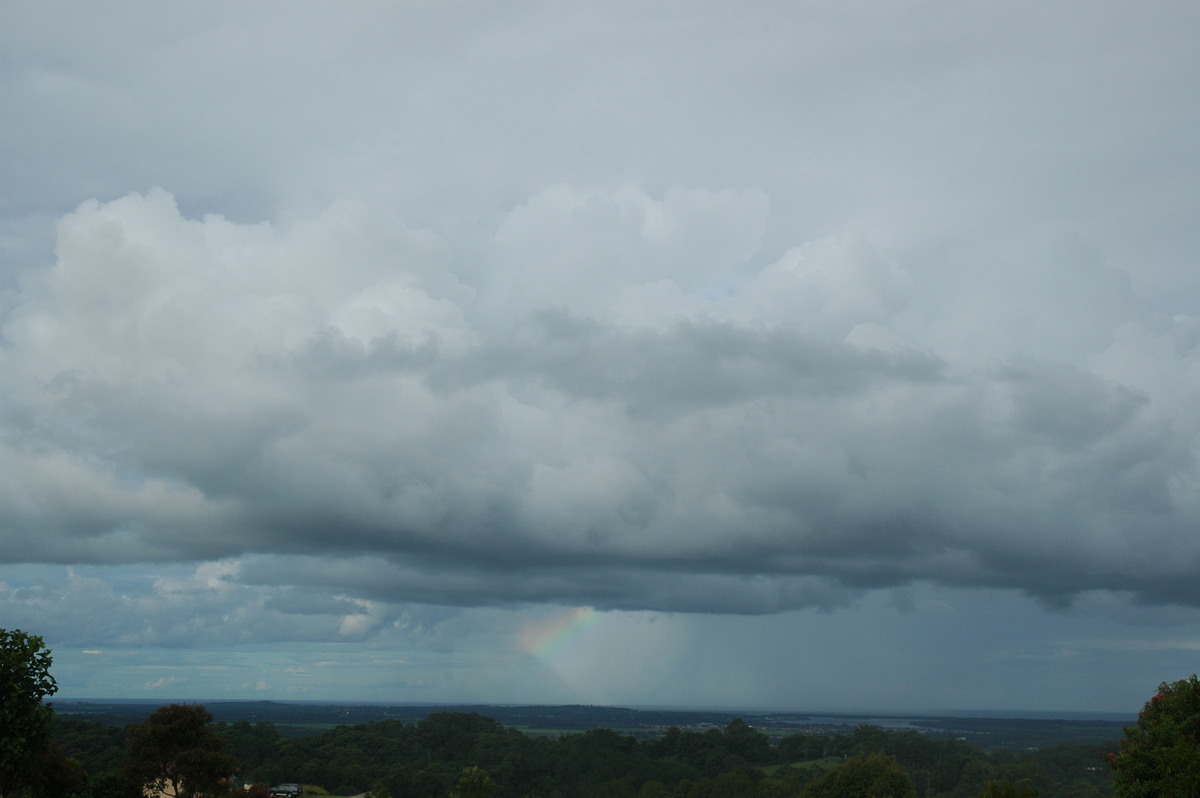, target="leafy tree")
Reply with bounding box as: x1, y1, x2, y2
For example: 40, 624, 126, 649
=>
54, 716, 128, 777
450, 765, 494, 798
417, 712, 506, 763
214, 720, 283, 782
584, 779, 635, 798
722, 719, 772, 763
805, 753, 916, 798
84, 768, 138, 798
1110, 674, 1200, 797
124, 704, 237, 798
978, 780, 1037, 798
448, 763, 494, 796
0, 628, 59, 798
637, 780, 670, 798
704, 767, 759, 797
366, 779, 392, 798
29, 739, 87, 798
